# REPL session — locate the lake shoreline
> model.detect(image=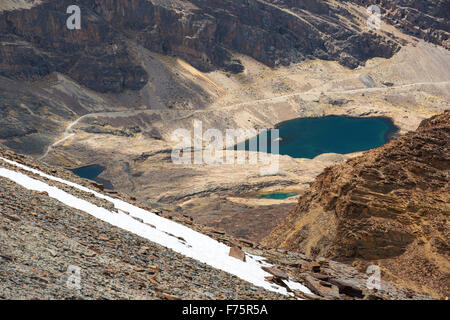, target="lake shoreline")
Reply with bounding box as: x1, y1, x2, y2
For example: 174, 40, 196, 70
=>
69, 164, 114, 190
275, 114, 400, 140
235, 115, 401, 159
